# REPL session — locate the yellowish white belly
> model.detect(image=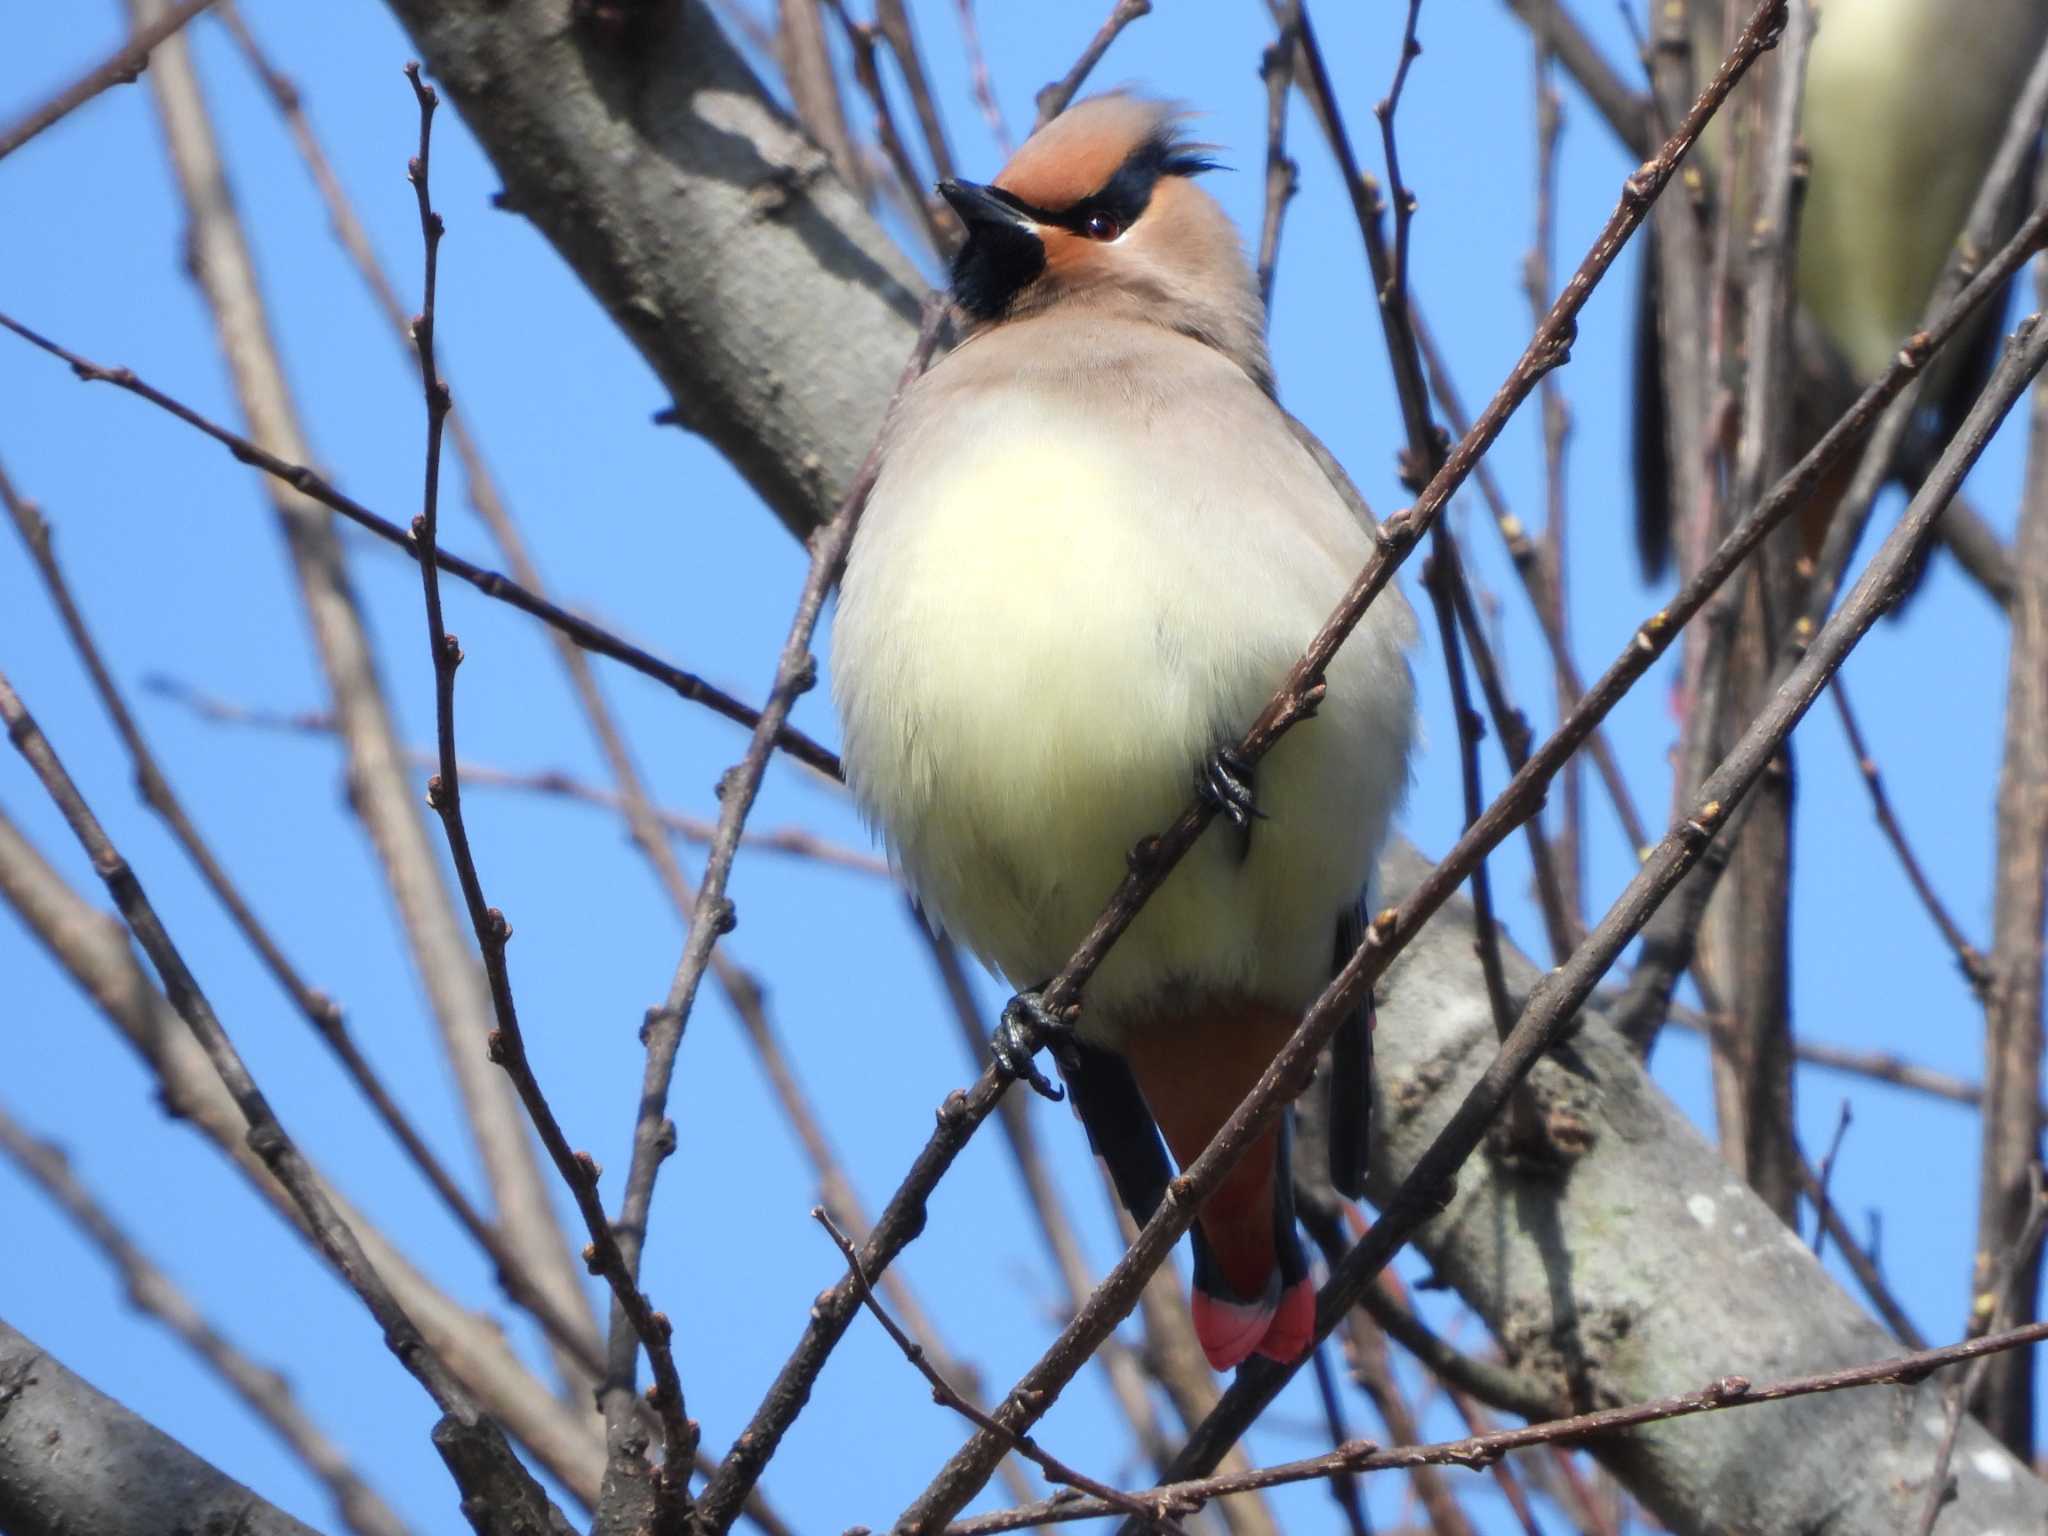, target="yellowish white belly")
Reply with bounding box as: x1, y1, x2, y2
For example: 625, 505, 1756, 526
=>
833, 362, 1414, 1041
